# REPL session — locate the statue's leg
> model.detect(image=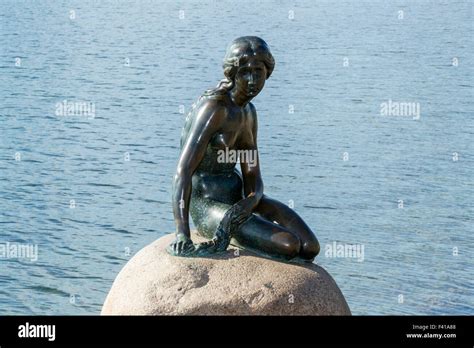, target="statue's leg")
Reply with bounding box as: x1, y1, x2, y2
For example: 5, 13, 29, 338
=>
232, 214, 302, 260
253, 195, 320, 260
191, 196, 302, 260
